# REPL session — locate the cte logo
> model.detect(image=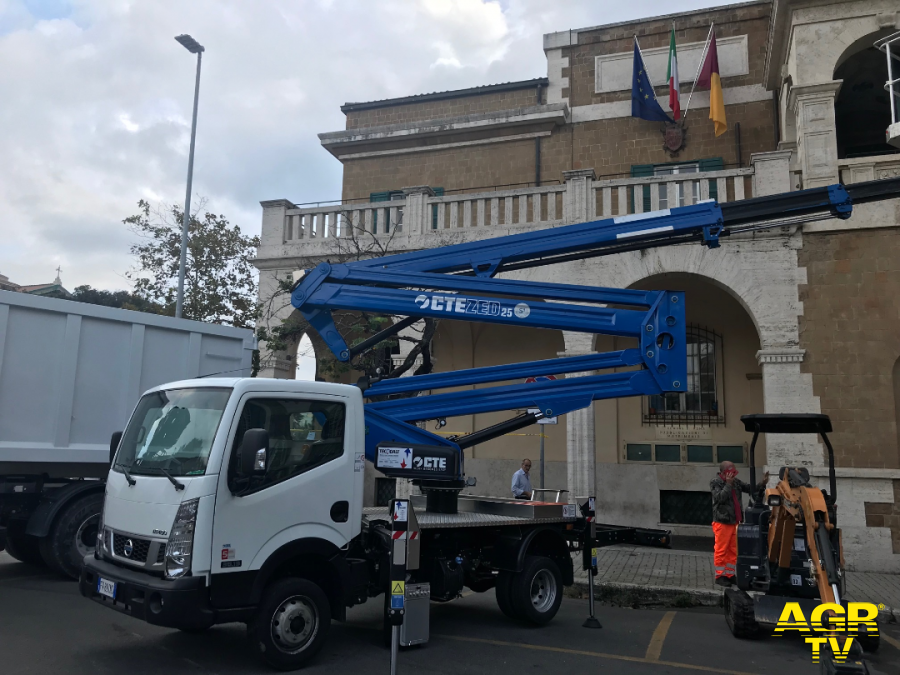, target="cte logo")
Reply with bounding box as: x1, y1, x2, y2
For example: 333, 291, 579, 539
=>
774, 602, 879, 663
413, 456, 447, 471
